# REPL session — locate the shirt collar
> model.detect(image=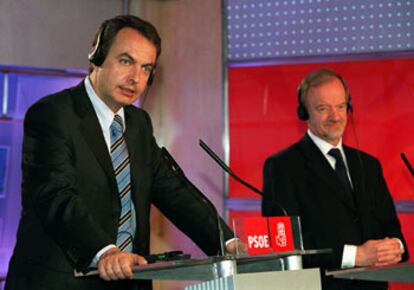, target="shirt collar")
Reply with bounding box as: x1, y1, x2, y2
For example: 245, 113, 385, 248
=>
84, 76, 125, 131
307, 129, 344, 156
